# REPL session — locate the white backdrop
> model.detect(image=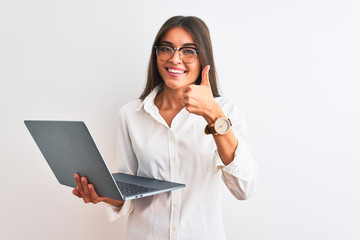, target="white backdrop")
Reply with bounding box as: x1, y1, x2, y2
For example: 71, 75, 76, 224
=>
1, 0, 359, 239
